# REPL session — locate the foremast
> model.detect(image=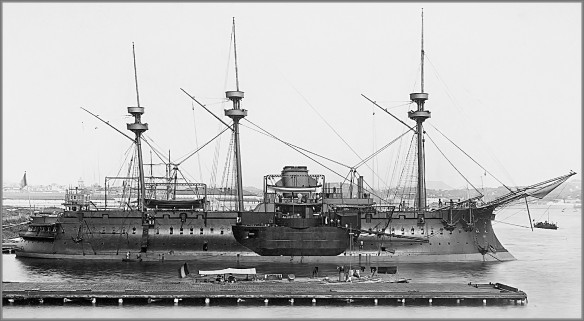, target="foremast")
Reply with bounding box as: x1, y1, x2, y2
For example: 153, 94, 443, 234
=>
127, 43, 148, 213
408, 9, 431, 212
224, 18, 248, 213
